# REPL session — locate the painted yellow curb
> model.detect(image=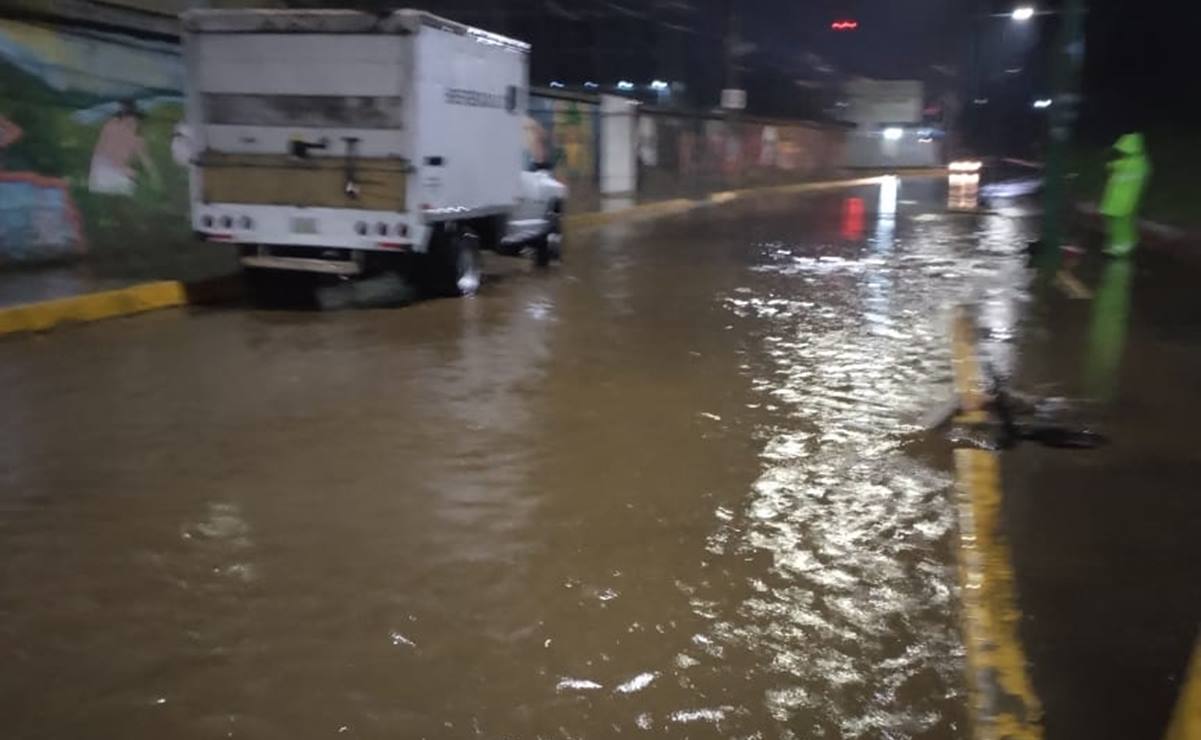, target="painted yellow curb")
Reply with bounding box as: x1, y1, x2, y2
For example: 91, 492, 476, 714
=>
565, 198, 695, 230
0, 280, 187, 337
565, 172, 943, 231
951, 311, 1044, 739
